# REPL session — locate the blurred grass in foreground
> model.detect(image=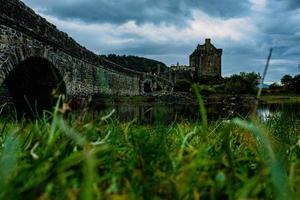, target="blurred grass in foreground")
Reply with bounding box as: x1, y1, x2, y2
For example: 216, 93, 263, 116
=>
0, 99, 299, 200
